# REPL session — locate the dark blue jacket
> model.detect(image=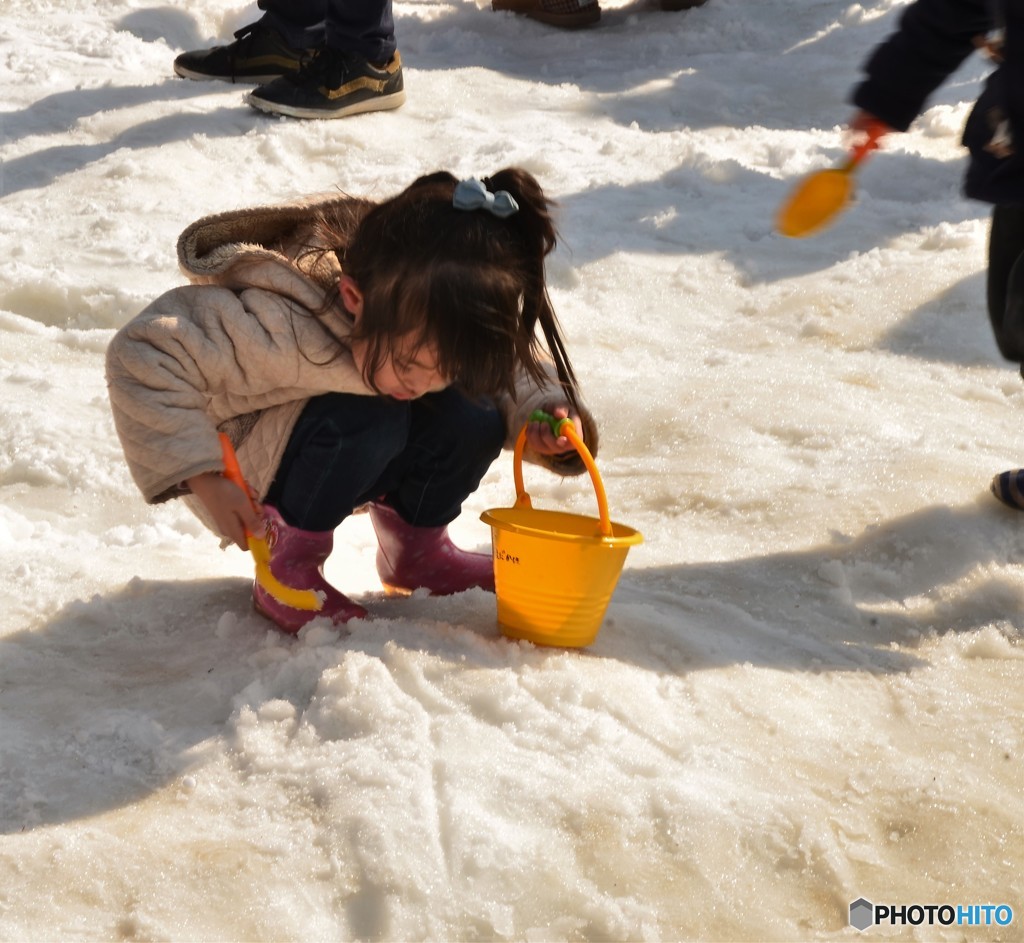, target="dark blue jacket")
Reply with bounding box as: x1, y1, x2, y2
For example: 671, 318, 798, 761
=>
852, 0, 1024, 204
